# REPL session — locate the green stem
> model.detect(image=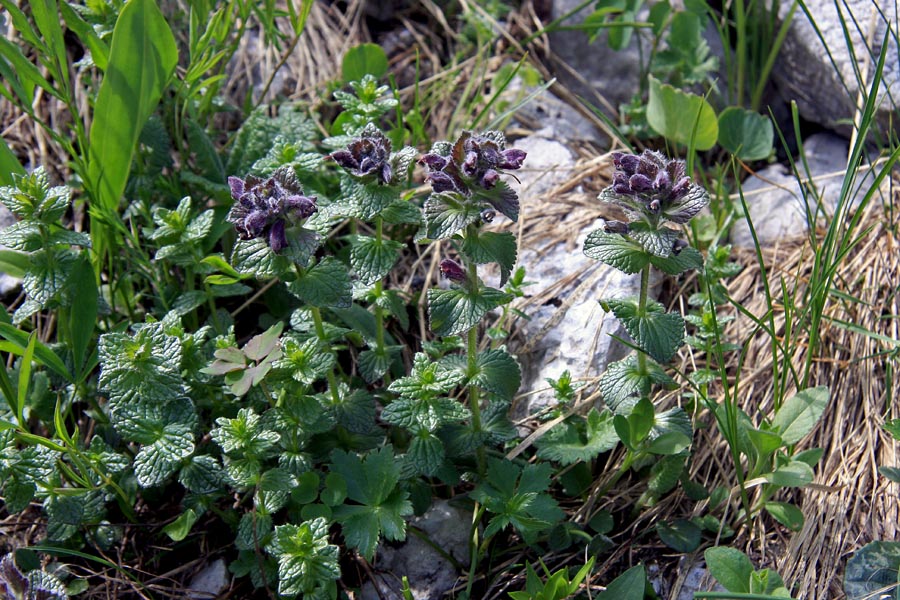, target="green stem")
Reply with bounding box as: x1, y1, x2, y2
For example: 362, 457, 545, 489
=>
637, 264, 651, 395
309, 306, 341, 406
372, 216, 390, 384
465, 503, 486, 598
